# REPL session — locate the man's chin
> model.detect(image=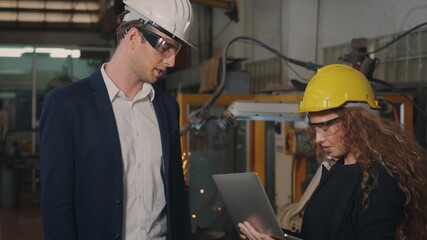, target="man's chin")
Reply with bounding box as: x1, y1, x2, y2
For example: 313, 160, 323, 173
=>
147, 76, 160, 84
